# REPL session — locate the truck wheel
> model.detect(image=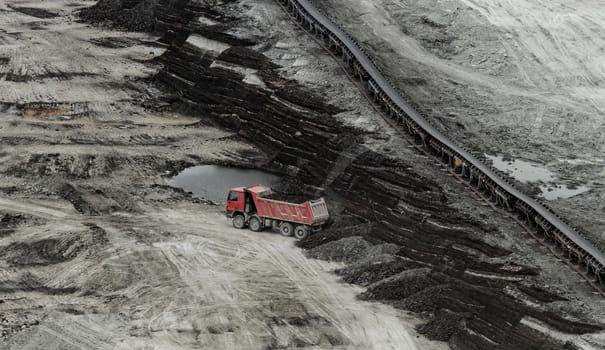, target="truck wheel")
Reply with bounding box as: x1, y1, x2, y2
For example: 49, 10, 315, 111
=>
232, 214, 245, 229
248, 216, 262, 232
294, 226, 309, 240
279, 222, 294, 237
